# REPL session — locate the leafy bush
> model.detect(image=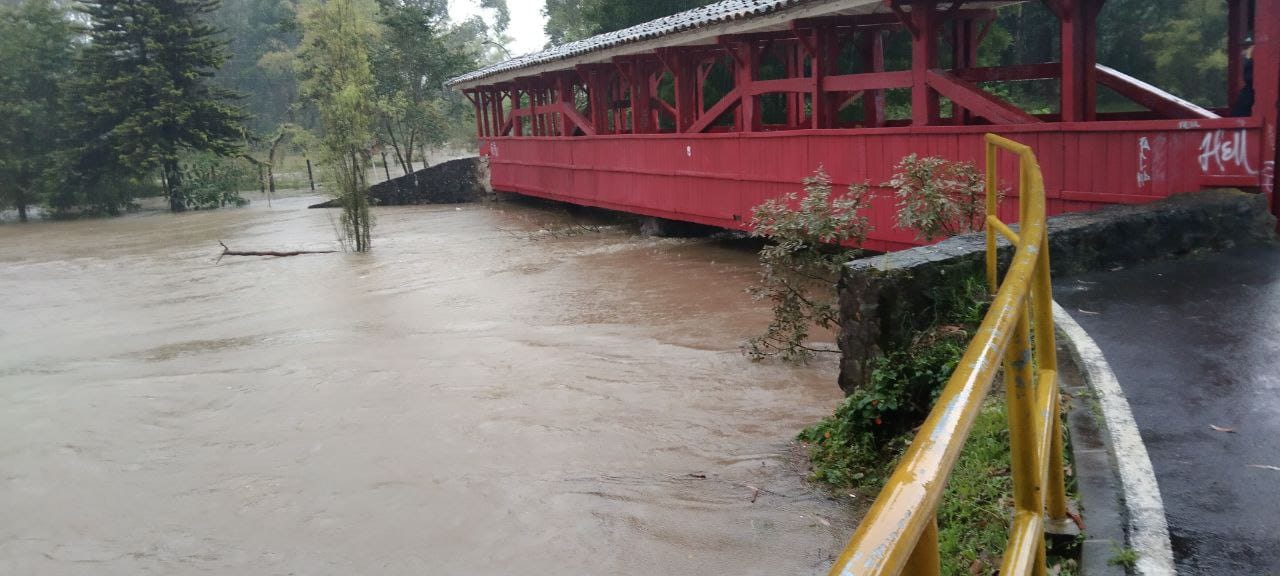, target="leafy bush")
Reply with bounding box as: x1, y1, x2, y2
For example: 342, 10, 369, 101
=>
800, 331, 969, 486
180, 152, 255, 209
887, 153, 988, 242
744, 168, 870, 362
799, 273, 990, 489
